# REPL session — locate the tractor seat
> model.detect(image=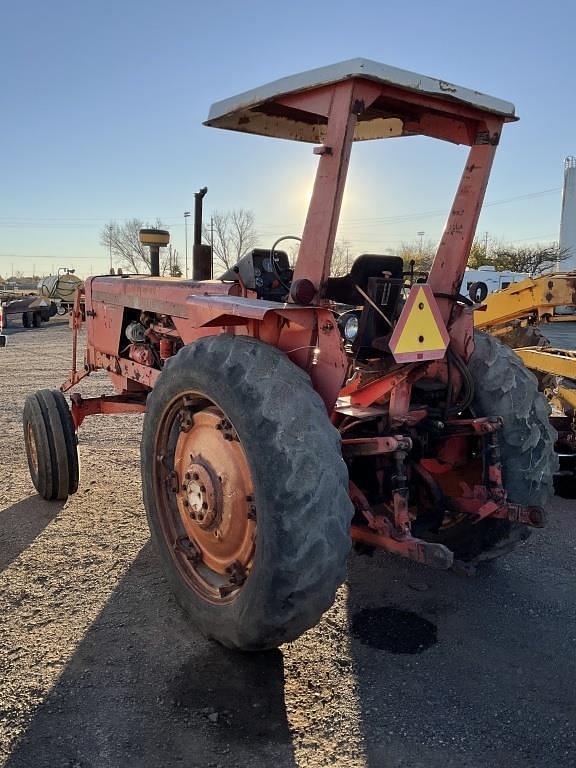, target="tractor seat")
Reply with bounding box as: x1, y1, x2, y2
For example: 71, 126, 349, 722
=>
323, 254, 404, 305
